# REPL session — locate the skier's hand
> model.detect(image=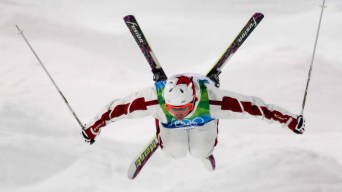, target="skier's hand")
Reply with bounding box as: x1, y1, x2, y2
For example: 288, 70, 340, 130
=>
293, 115, 305, 134
81, 126, 100, 145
